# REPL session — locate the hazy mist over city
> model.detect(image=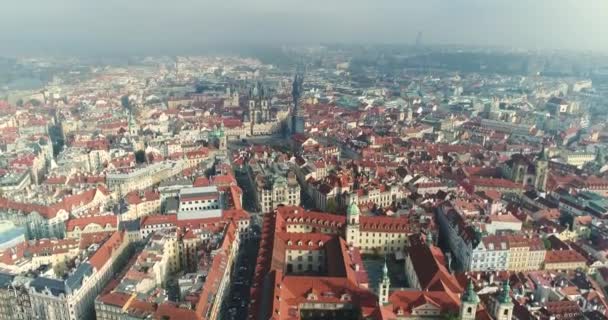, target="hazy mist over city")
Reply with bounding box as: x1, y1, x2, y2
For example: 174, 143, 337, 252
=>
3, 2, 608, 320
1, 0, 607, 56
